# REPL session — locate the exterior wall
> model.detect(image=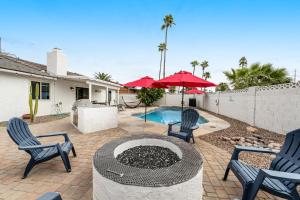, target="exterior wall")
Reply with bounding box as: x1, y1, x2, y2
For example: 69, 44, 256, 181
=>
199, 83, 300, 134
0, 73, 31, 121
0, 72, 119, 122
54, 79, 88, 113
116, 83, 300, 134
254, 84, 300, 134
